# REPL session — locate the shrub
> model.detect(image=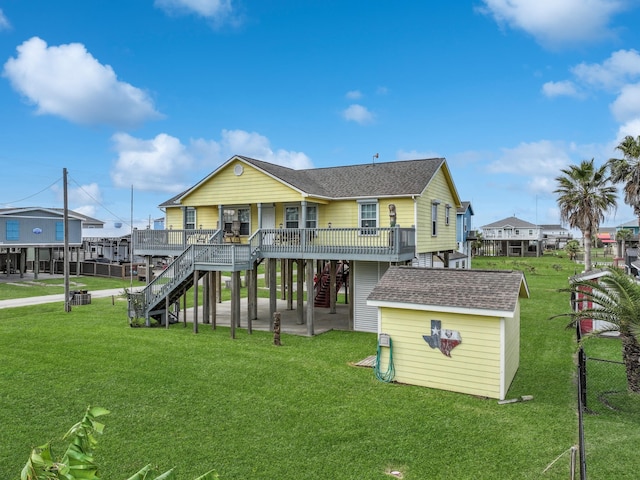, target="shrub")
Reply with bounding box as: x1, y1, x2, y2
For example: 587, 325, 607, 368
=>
20, 406, 218, 480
